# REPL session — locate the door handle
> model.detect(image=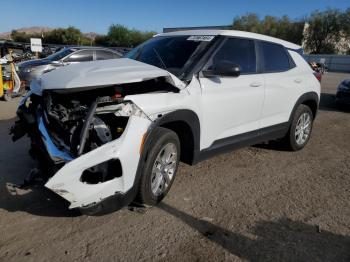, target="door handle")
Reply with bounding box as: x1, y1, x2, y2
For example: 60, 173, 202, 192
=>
249, 82, 262, 87
294, 78, 302, 83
